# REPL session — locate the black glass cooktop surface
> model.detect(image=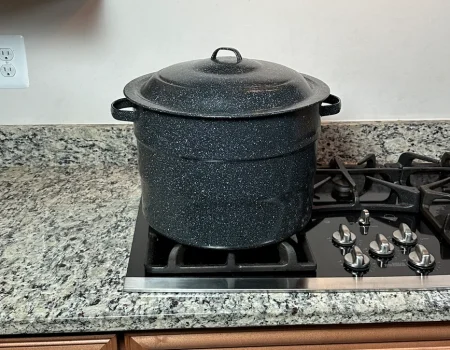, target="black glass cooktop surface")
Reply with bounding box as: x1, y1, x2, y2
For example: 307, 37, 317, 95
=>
124, 152, 450, 292
126, 207, 449, 279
